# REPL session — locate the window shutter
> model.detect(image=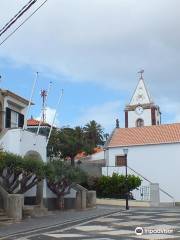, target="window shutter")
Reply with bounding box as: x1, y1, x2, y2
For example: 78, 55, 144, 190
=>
18, 113, 24, 128
6, 108, 11, 128
116, 155, 126, 167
